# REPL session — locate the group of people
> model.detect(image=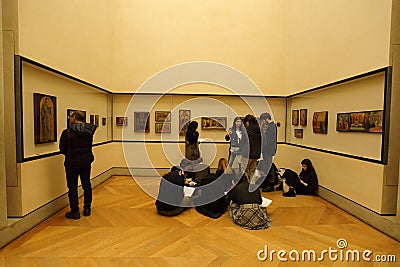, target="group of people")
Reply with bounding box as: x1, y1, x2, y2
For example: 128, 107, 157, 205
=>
155, 158, 272, 230
59, 111, 318, 228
